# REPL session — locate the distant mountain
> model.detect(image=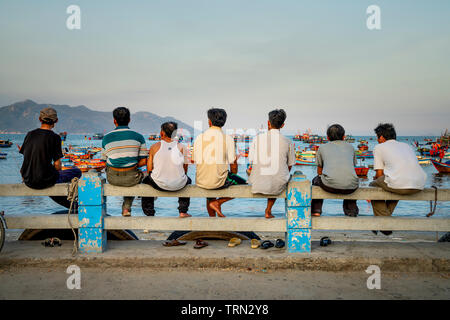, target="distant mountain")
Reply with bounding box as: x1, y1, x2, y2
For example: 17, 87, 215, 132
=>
0, 100, 193, 135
